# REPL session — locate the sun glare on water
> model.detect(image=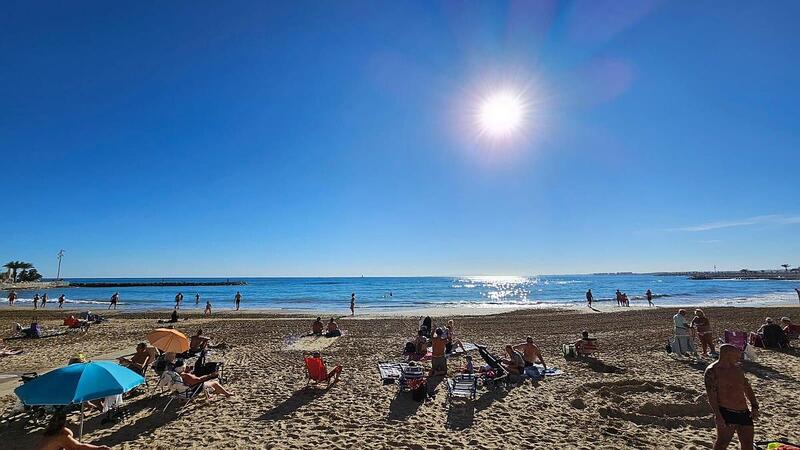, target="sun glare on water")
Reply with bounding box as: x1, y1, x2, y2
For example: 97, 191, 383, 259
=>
477, 90, 527, 139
